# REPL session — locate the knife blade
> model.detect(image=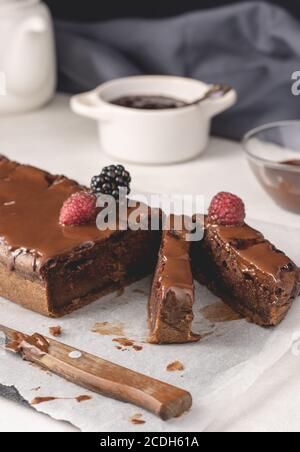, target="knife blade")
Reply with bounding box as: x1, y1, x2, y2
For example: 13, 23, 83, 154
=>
0, 323, 18, 341
0, 324, 192, 420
